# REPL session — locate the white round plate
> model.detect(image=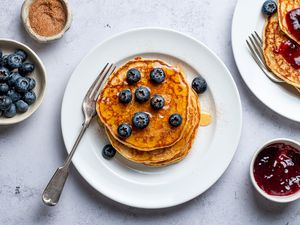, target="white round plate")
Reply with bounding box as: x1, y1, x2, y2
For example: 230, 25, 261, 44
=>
61, 28, 242, 209
232, 0, 300, 122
